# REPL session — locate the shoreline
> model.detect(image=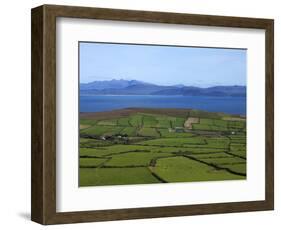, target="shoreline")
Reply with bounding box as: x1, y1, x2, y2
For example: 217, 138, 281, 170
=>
80, 107, 246, 120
